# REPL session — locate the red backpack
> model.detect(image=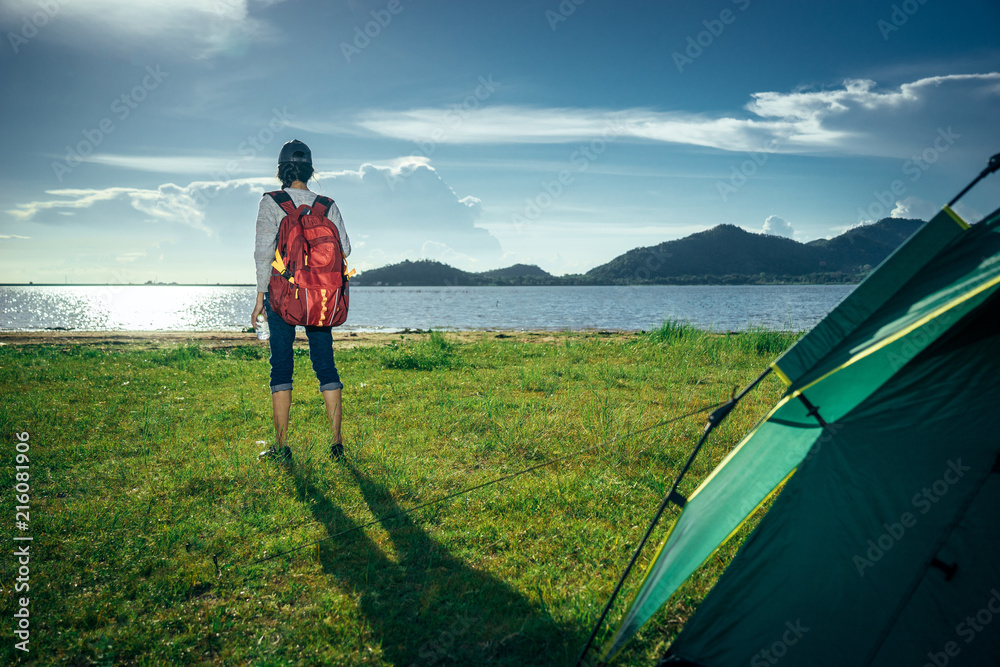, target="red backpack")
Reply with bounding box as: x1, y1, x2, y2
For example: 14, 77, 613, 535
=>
267, 190, 352, 327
